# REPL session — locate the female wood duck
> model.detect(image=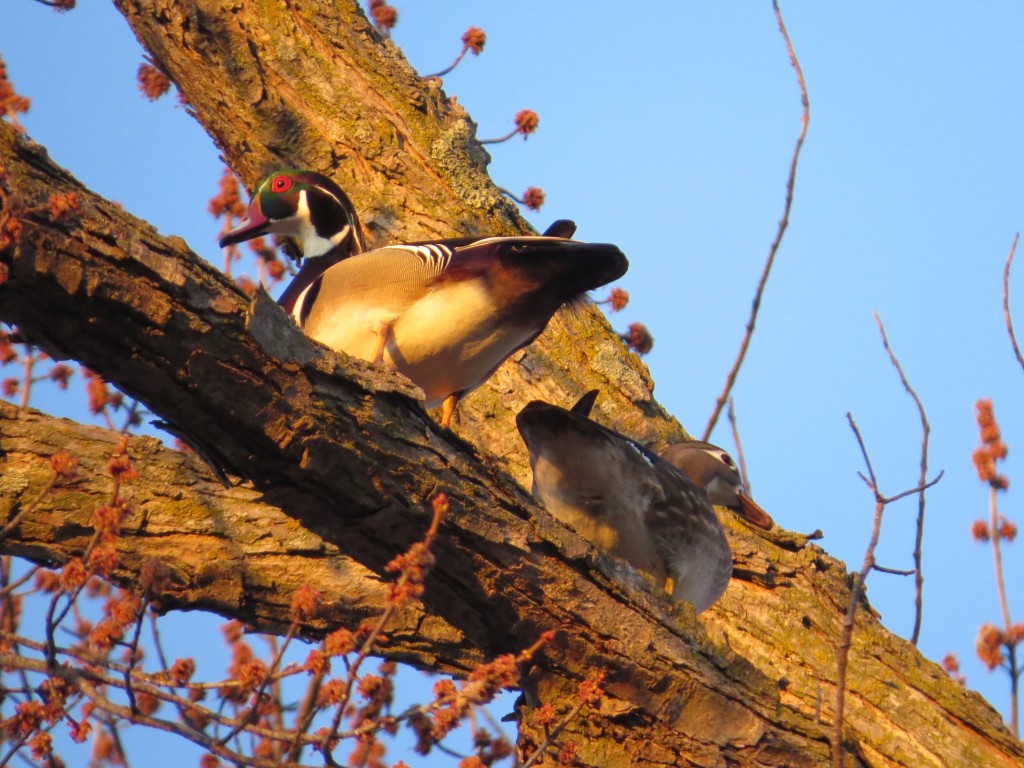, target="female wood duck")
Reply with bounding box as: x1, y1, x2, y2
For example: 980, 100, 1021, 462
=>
221, 170, 629, 427
516, 391, 772, 613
